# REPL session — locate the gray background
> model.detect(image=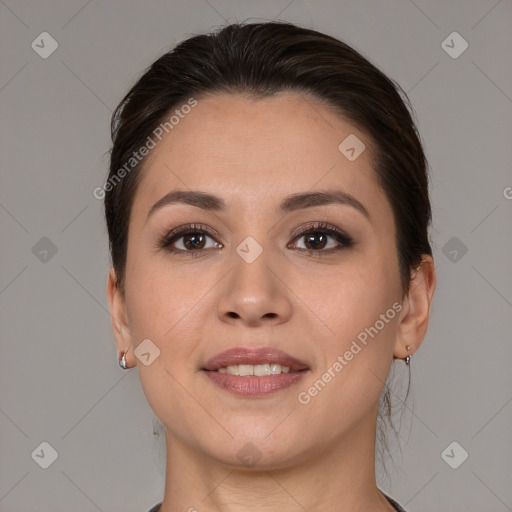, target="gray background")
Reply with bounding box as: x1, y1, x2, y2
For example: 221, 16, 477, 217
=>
1, 1, 511, 511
